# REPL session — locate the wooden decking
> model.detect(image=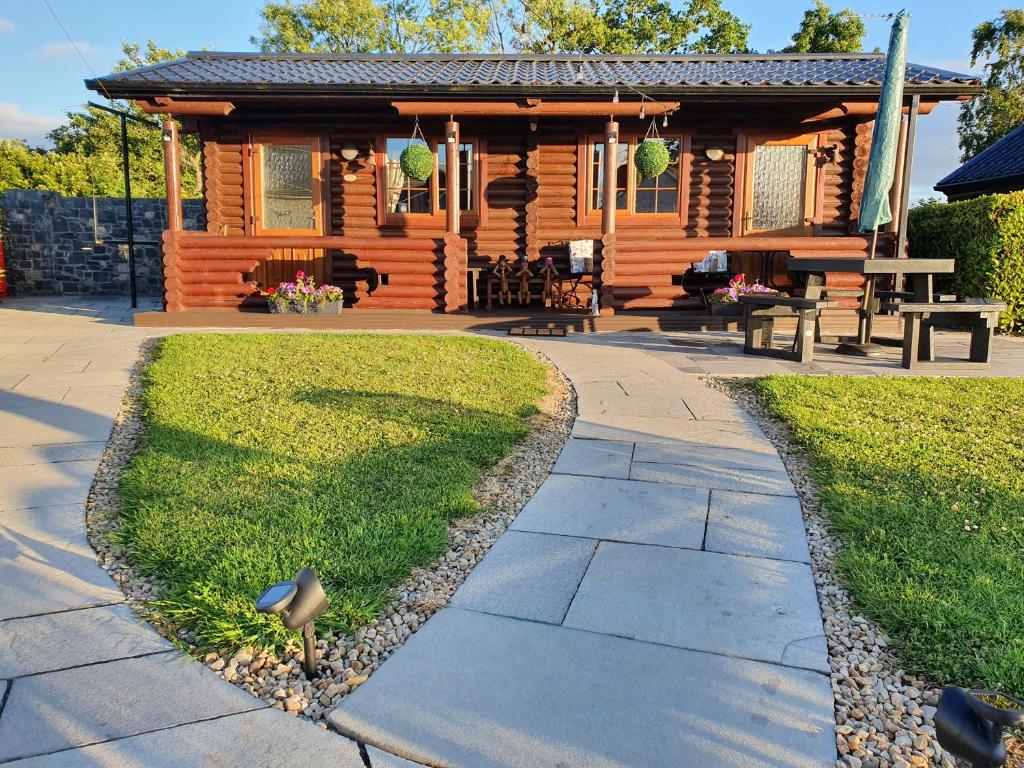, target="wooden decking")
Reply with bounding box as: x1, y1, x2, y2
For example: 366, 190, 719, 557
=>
134, 307, 901, 336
